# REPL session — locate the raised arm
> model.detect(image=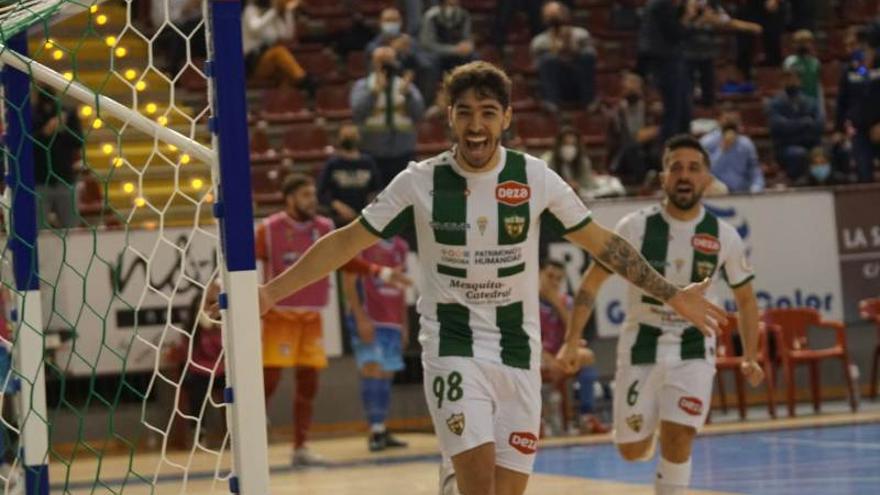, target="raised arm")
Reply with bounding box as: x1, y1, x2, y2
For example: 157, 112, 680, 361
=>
557, 261, 612, 372
565, 221, 726, 336
260, 220, 380, 313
